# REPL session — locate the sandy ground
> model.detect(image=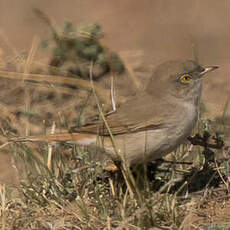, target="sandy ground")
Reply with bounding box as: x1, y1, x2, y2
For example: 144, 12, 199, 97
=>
0, 0, 229, 185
